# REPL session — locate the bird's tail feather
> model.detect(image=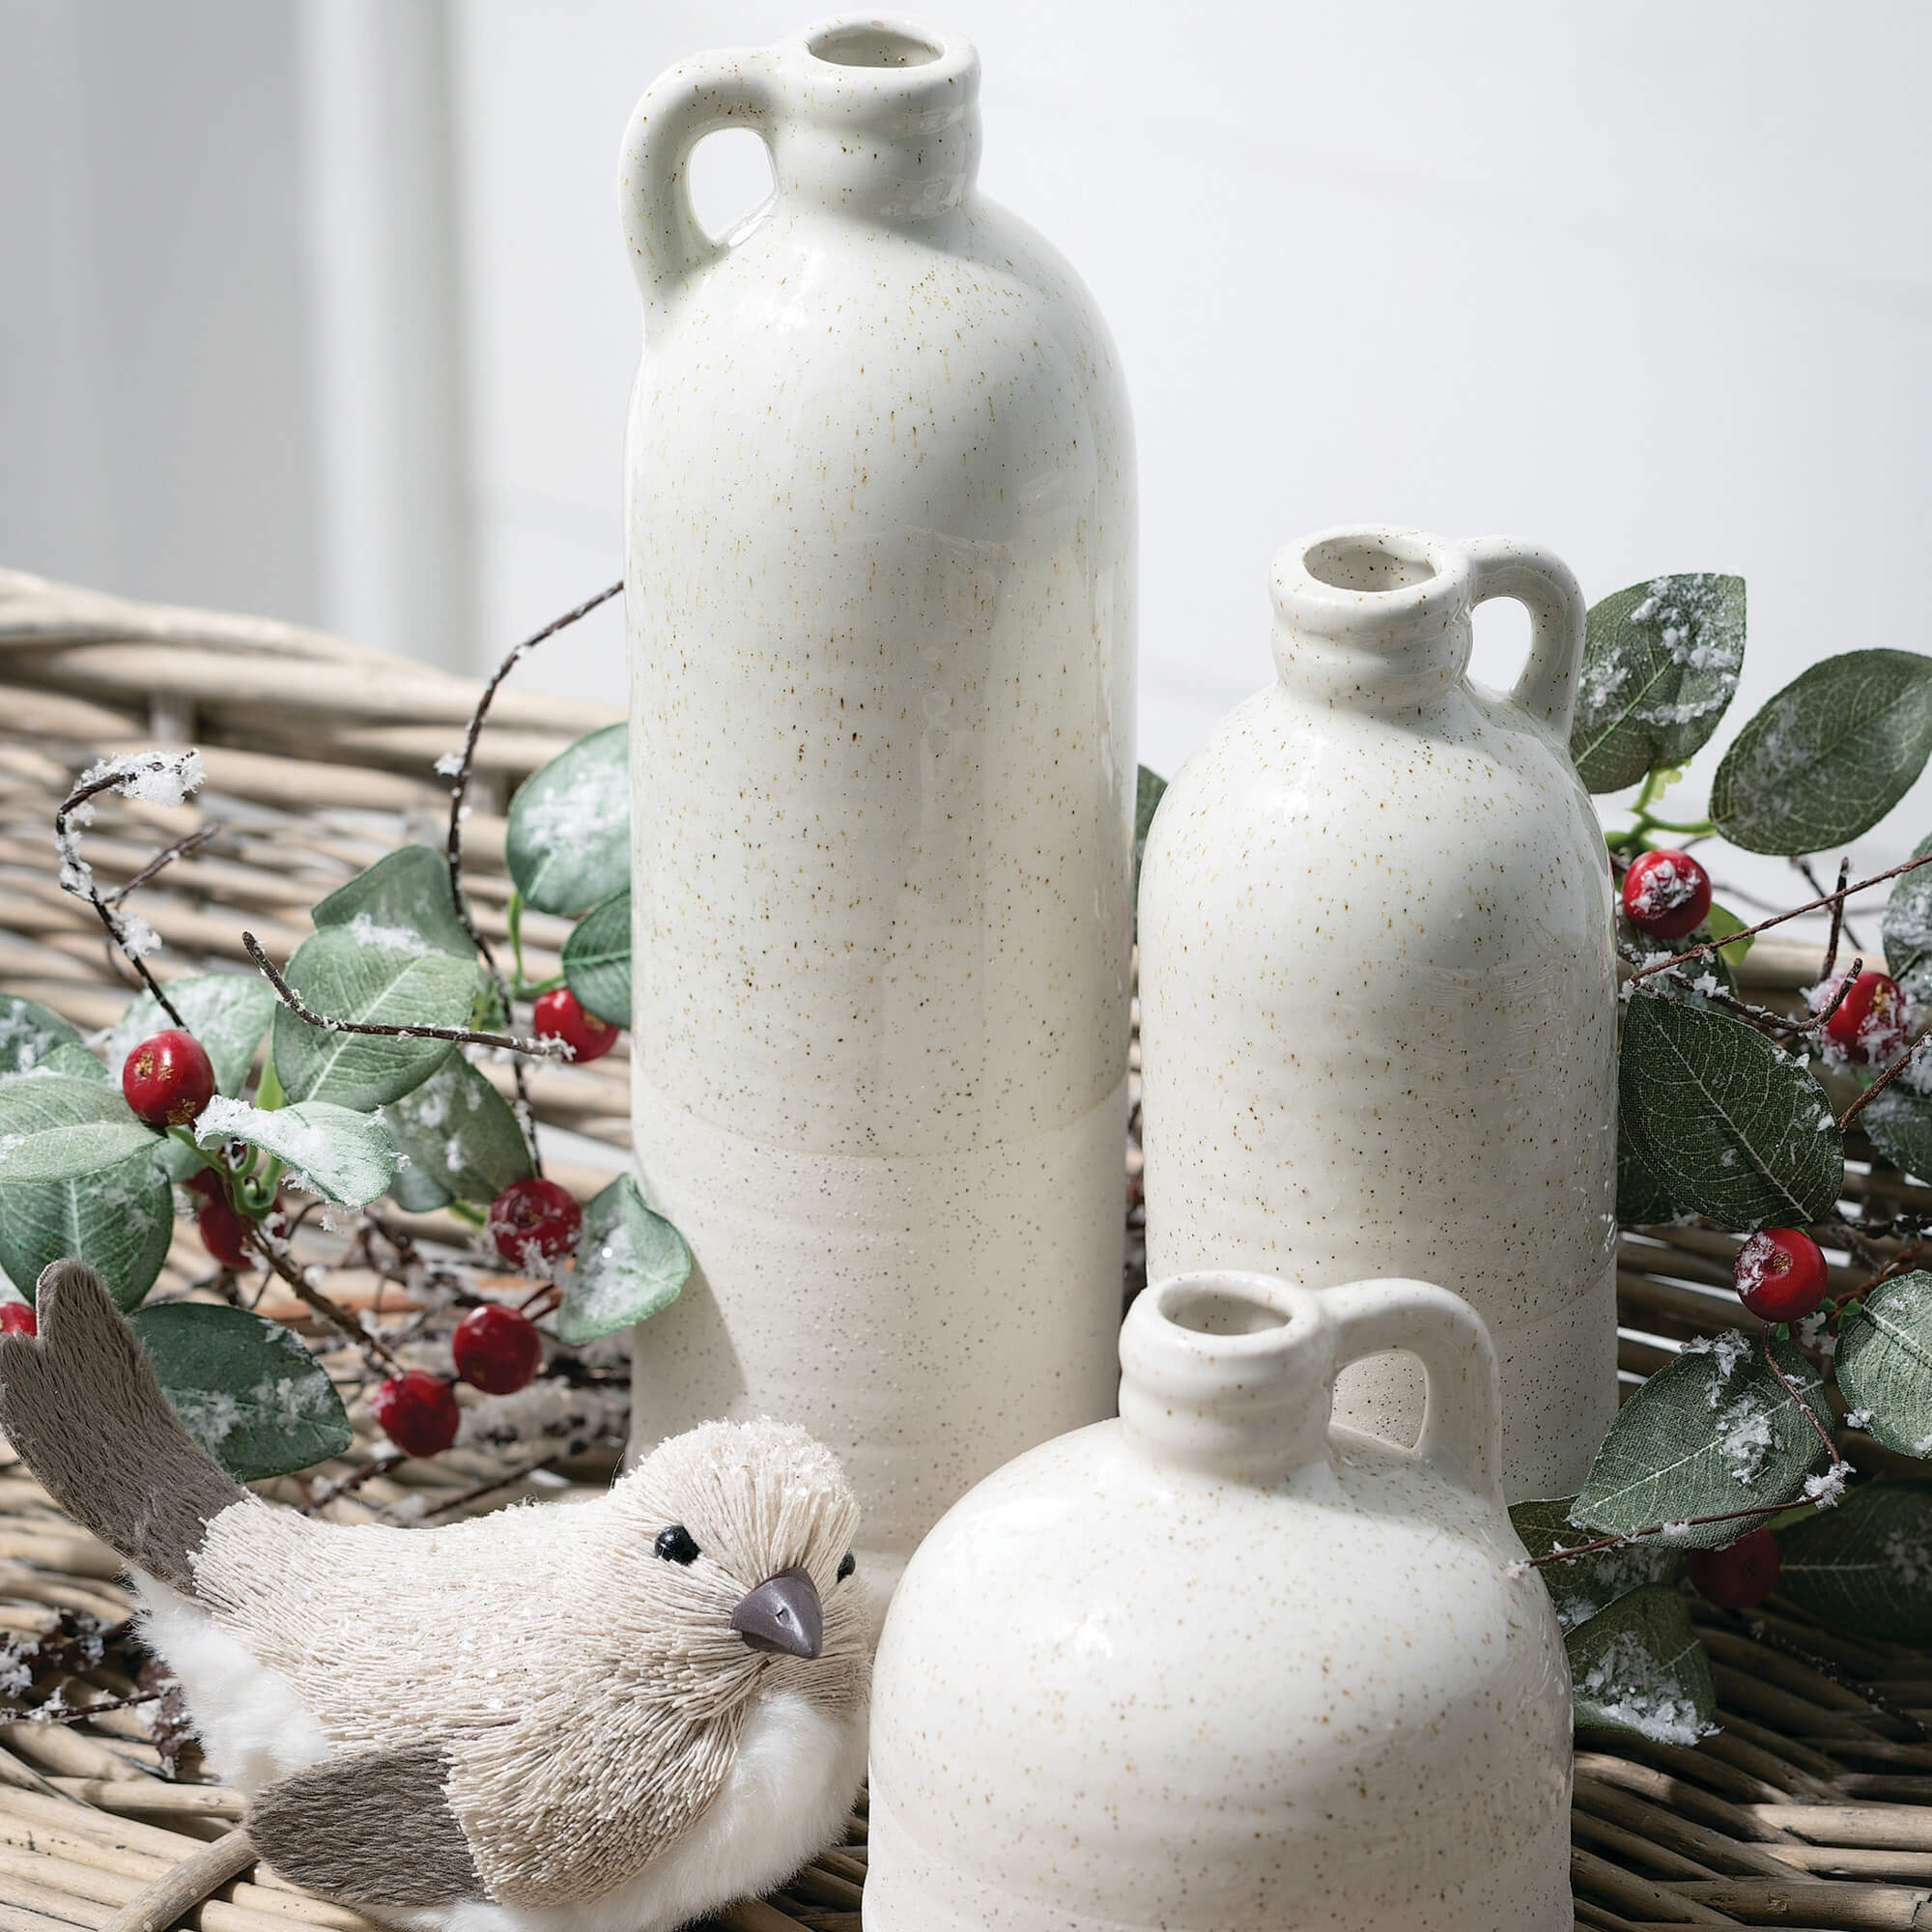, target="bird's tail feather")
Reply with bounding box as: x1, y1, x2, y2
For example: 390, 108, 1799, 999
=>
0, 1260, 246, 1594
